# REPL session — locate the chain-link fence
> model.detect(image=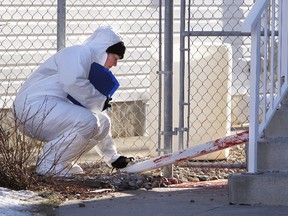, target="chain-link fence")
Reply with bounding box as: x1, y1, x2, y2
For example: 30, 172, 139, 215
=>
1, 0, 258, 171
0, 0, 162, 160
